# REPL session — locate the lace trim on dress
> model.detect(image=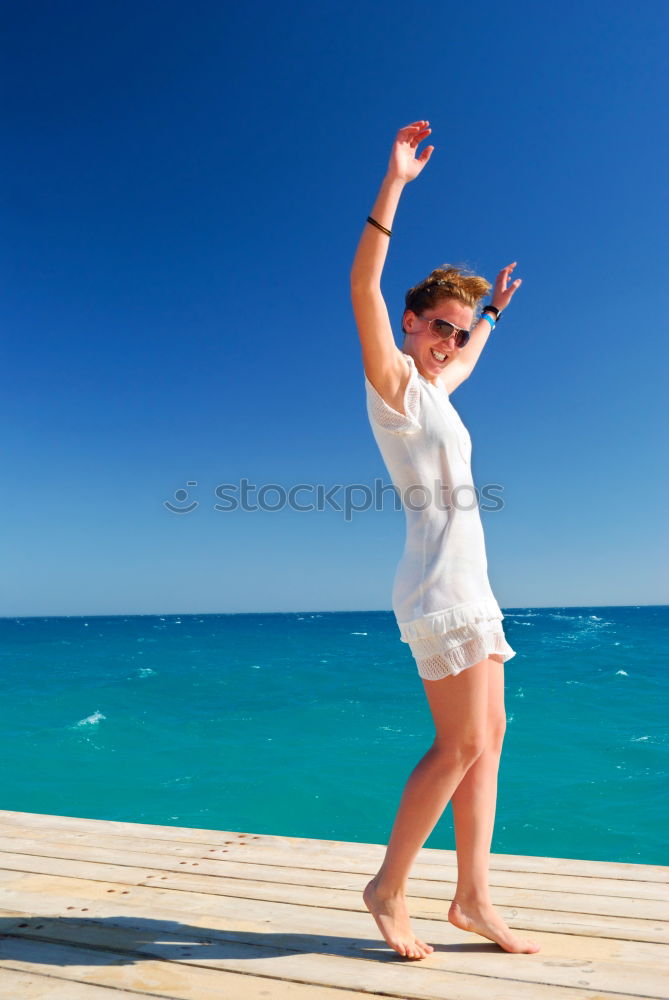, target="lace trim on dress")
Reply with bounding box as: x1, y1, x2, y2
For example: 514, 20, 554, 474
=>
397, 596, 504, 642
364, 353, 421, 435
410, 623, 517, 680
